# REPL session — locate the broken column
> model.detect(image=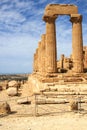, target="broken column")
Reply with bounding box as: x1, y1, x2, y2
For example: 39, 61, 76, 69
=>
60, 54, 64, 69
70, 14, 83, 73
